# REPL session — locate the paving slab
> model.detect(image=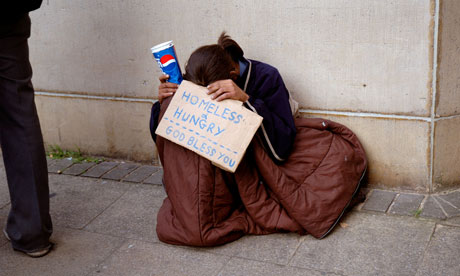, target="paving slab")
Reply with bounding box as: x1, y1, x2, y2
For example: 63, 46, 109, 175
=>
46, 156, 56, 166
0, 165, 10, 207
0, 207, 9, 248
443, 216, 460, 227
437, 191, 460, 216
420, 196, 447, 219
89, 240, 230, 276
102, 162, 139, 181
0, 226, 125, 276
202, 233, 303, 266
415, 225, 460, 276
4, 153, 460, 276
439, 190, 460, 206
62, 161, 97, 176
388, 193, 425, 216
361, 190, 396, 212
289, 212, 435, 276
218, 257, 333, 276
48, 158, 74, 173
48, 174, 131, 229
143, 169, 163, 185
81, 161, 119, 178
123, 165, 159, 183
434, 195, 460, 217
85, 184, 166, 242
